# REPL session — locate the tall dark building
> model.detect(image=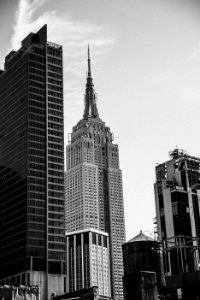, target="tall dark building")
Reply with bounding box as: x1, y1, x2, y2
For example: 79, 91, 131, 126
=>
0, 25, 66, 299
65, 48, 125, 300
154, 148, 200, 298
